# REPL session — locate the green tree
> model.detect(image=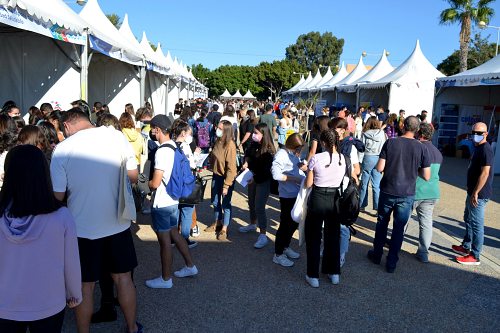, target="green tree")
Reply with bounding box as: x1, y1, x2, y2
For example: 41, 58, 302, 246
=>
285, 31, 344, 73
255, 60, 306, 100
190, 64, 211, 85
106, 13, 122, 29
149, 42, 157, 51
439, 0, 495, 72
437, 33, 497, 75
